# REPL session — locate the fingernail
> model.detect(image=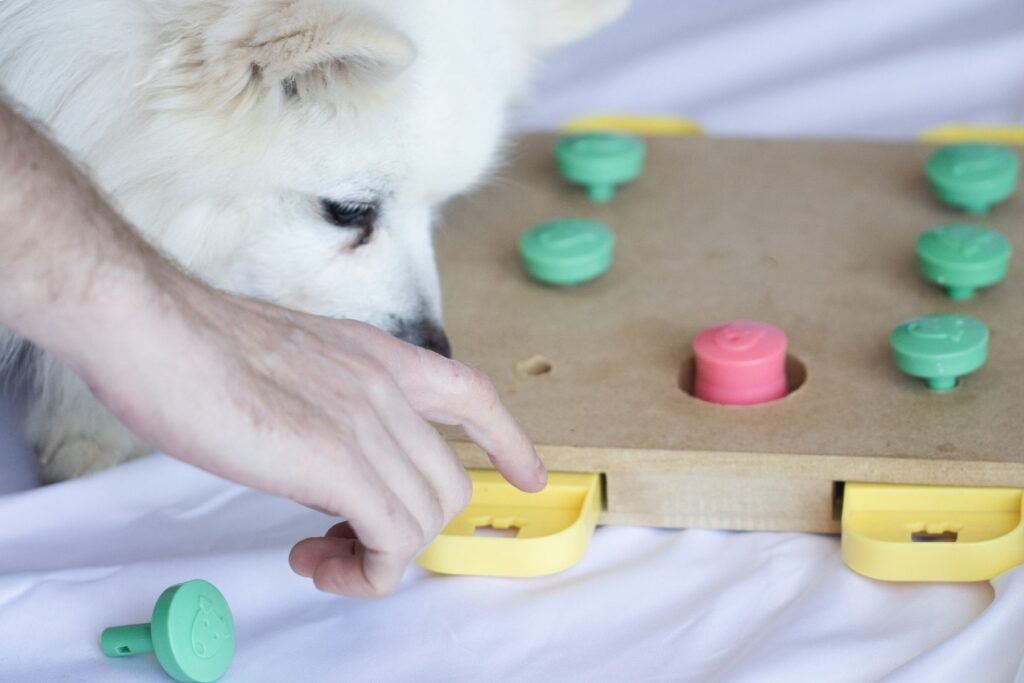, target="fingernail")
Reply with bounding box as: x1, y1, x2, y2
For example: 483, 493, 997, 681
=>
535, 459, 548, 487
